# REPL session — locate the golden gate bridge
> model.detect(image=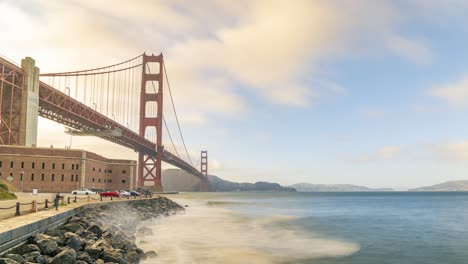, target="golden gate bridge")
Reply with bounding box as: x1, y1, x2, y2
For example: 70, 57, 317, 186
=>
0, 53, 209, 191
